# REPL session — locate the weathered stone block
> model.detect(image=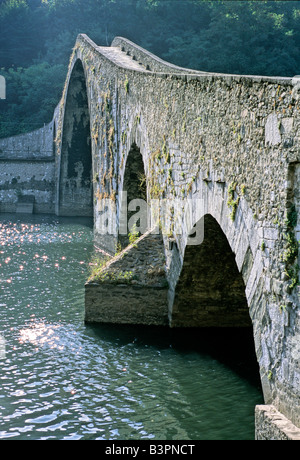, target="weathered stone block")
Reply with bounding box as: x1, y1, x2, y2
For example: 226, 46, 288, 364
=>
85, 282, 169, 326
85, 231, 169, 326
255, 405, 300, 440
265, 113, 281, 146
